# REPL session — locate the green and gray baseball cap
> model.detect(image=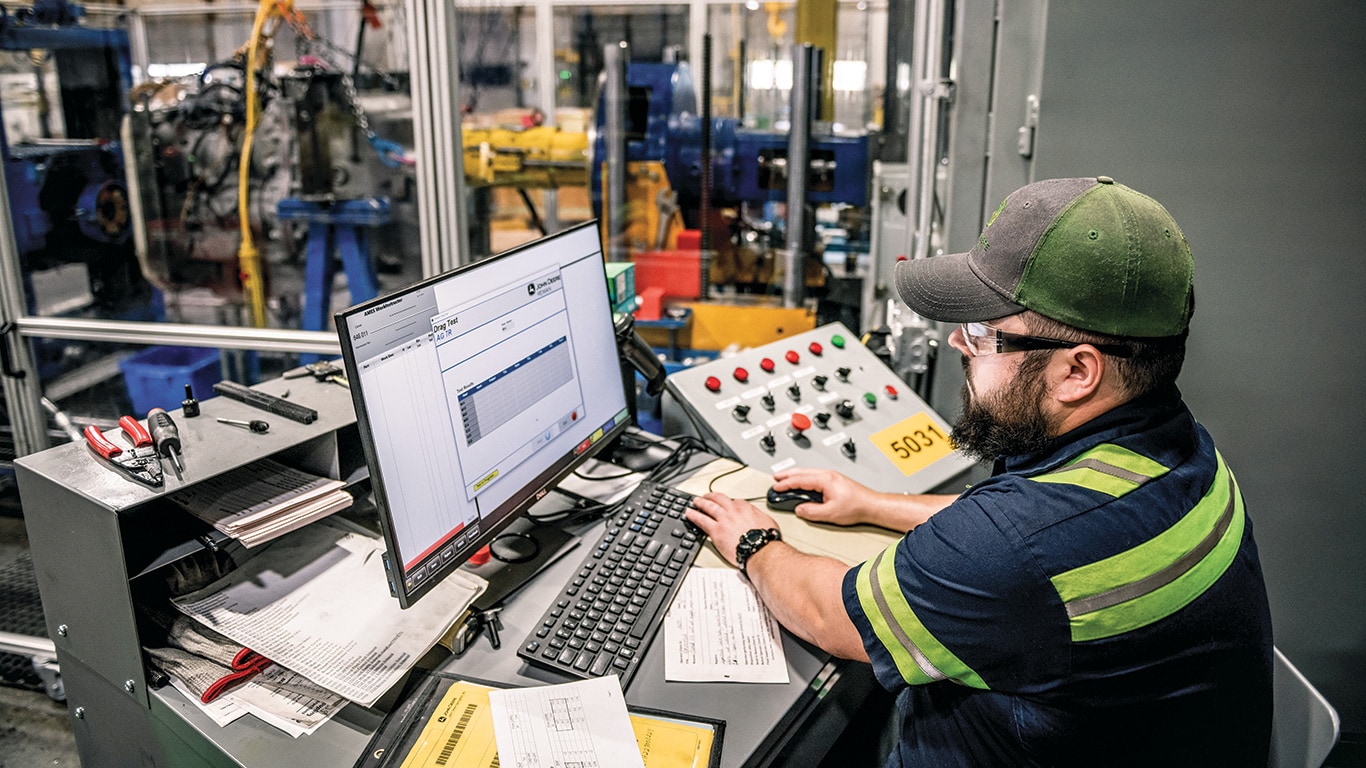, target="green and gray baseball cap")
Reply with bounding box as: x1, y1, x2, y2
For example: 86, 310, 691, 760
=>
895, 176, 1194, 338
